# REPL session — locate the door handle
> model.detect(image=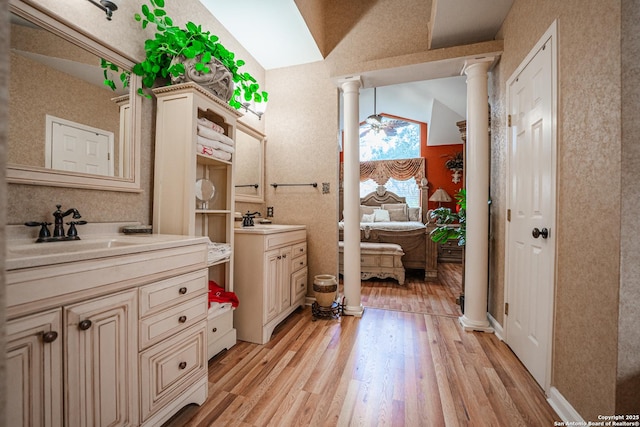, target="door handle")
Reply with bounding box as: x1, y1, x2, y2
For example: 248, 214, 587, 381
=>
532, 227, 549, 239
